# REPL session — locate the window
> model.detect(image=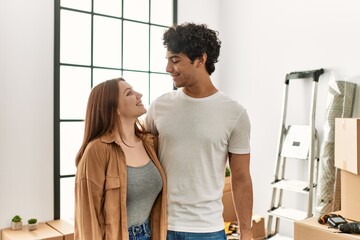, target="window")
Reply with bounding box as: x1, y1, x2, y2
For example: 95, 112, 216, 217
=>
54, 0, 177, 220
